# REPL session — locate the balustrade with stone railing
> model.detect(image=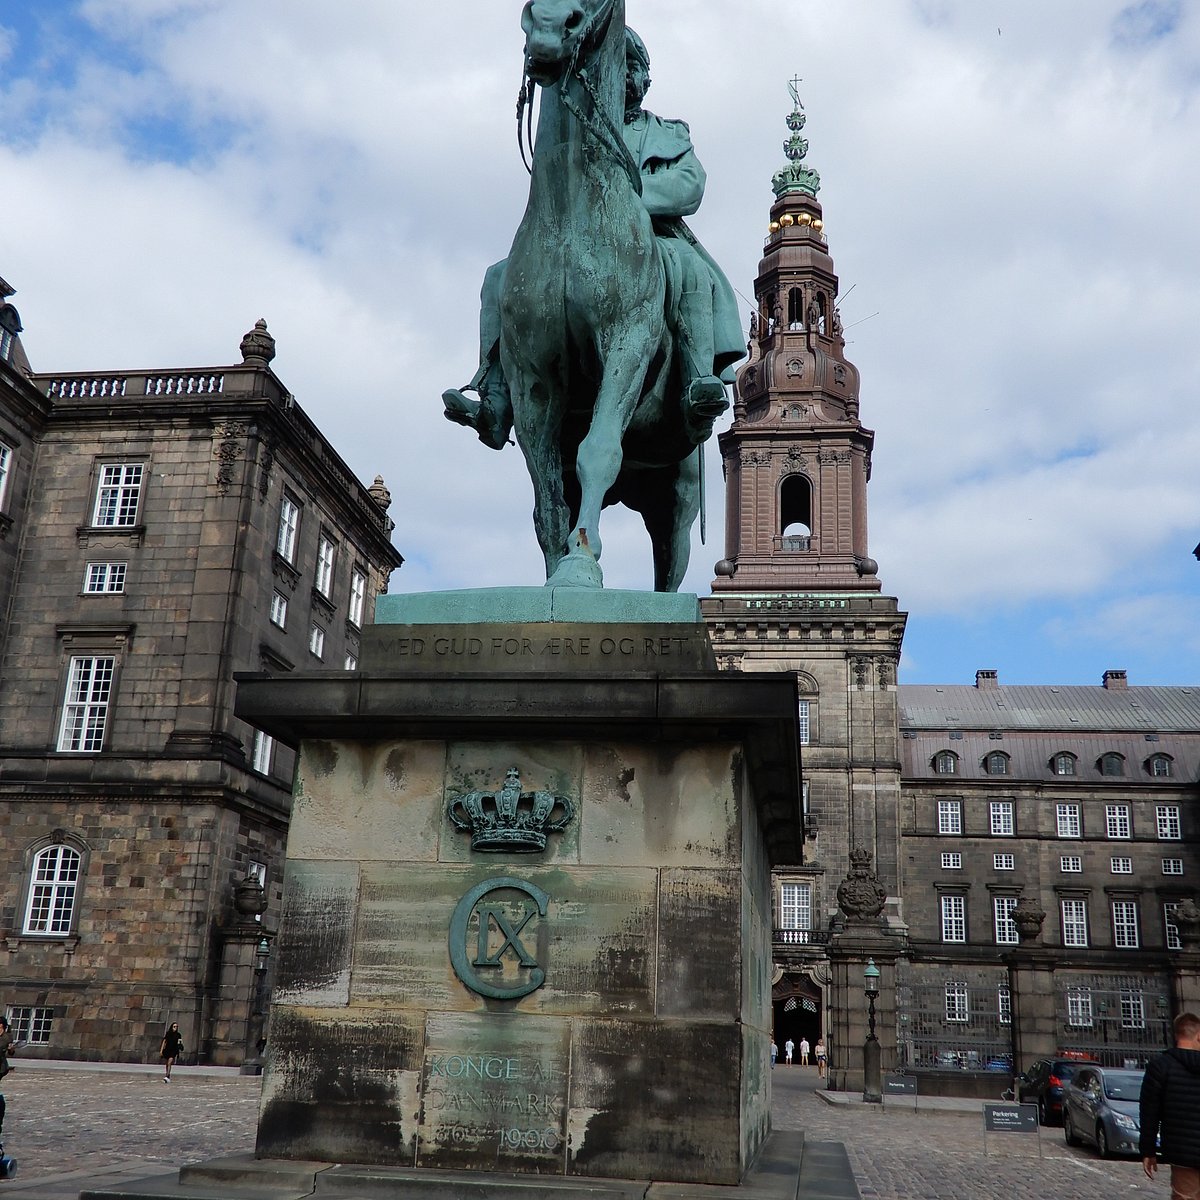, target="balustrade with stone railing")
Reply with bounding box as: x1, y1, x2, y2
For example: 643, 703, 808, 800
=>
773, 928, 830, 947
